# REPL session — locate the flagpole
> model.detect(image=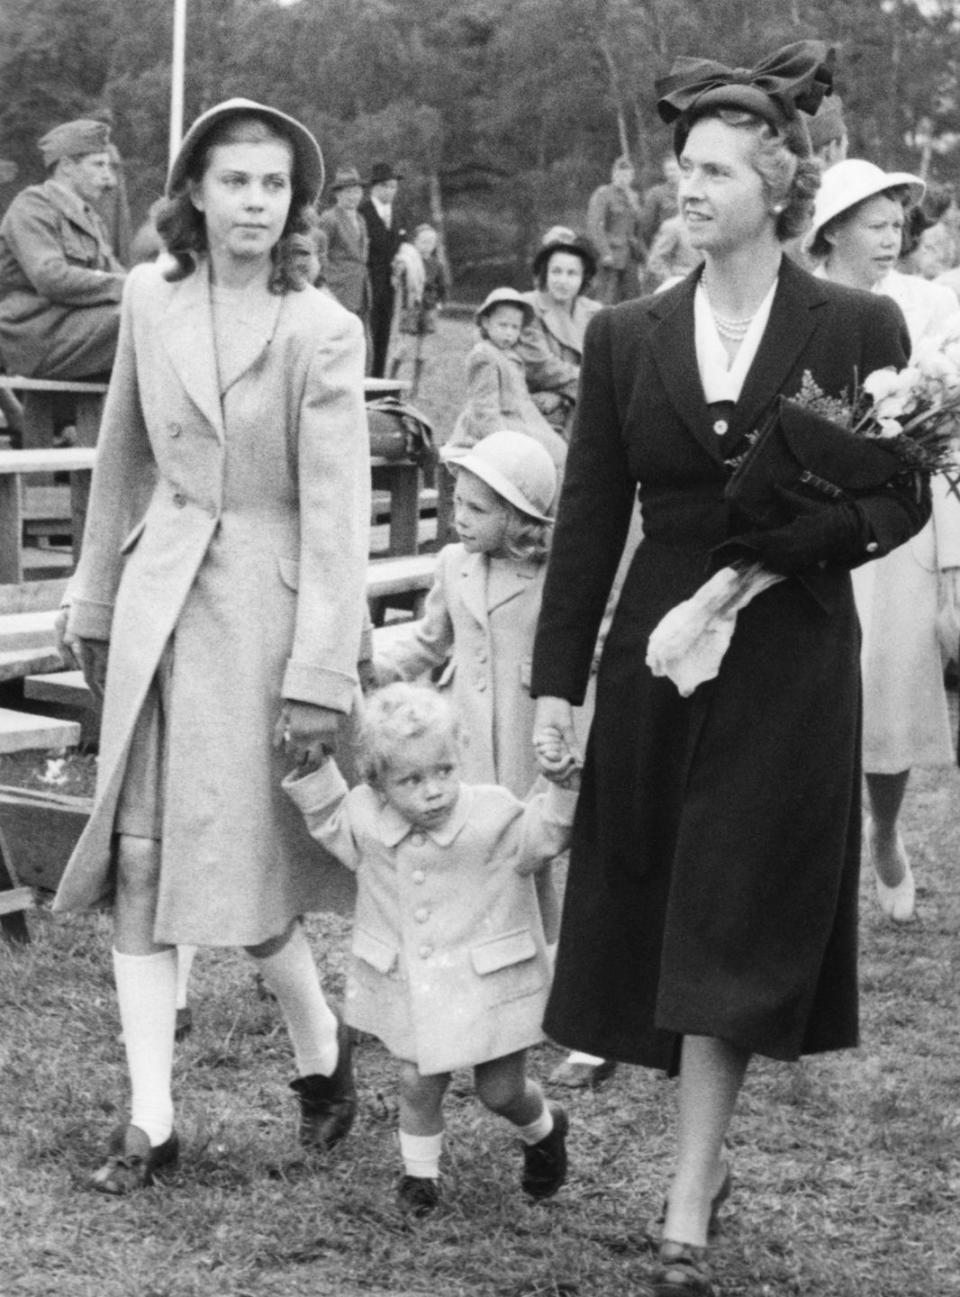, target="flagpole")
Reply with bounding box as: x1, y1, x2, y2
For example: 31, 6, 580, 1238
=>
169, 0, 187, 166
